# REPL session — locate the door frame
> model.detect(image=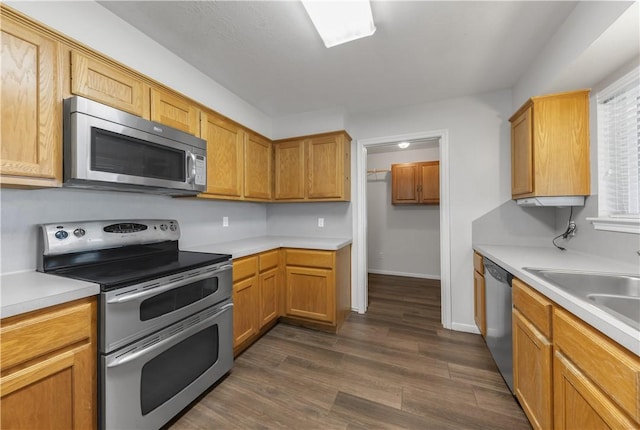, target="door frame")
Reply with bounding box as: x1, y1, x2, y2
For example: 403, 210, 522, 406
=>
351, 129, 452, 329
